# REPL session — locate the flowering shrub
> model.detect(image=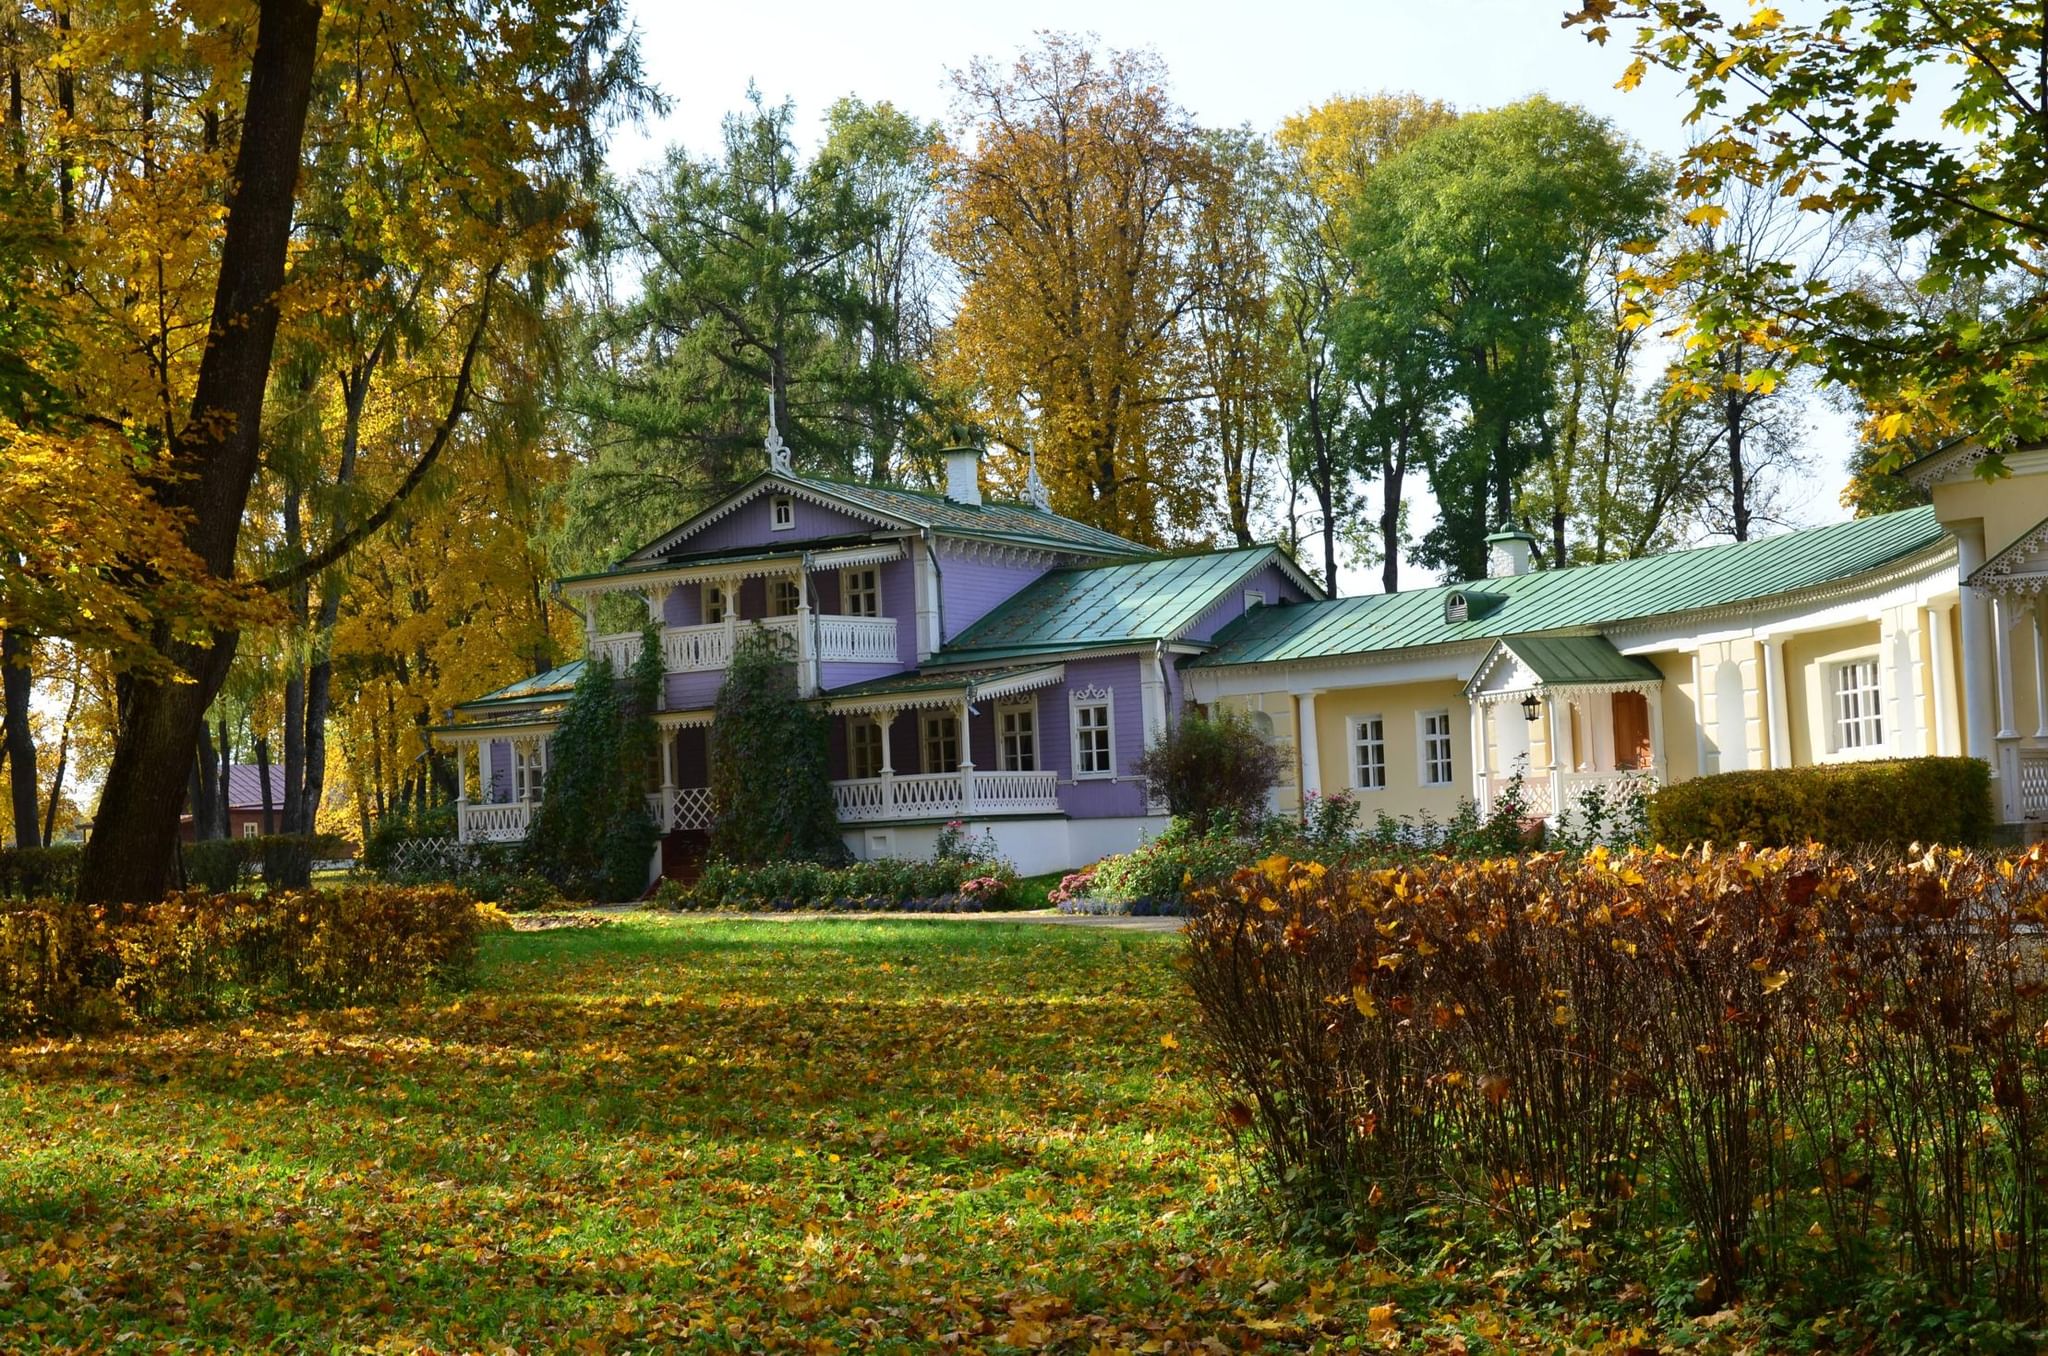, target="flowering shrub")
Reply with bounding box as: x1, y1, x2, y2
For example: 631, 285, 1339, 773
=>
1184, 843, 2048, 1318
1047, 868, 1096, 907
656, 852, 1017, 911
0, 886, 502, 1035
